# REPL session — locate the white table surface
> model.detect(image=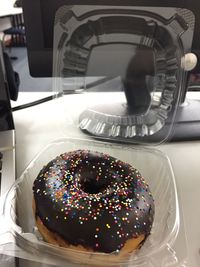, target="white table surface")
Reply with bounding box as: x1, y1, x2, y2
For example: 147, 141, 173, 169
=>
5, 91, 200, 266
0, 0, 22, 34
0, 0, 22, 17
